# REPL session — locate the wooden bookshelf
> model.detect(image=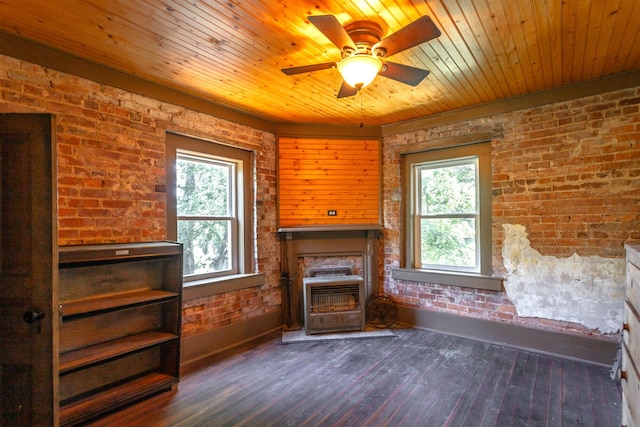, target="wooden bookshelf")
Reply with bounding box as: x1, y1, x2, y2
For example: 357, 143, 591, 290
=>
60, 289, 178, 318
58, 242, 183, 426
59, 373, 177, 427
59, 331, 177, 373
